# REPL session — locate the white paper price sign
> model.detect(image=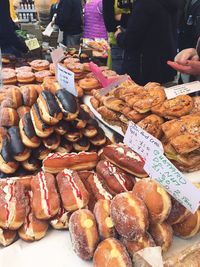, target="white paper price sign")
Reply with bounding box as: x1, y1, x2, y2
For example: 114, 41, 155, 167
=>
25, 38, 40, 51
123, 122, 163, 160
144, 149, 200, 213
51, 47, 65, 66
164, 81, 200, 99
57, 64, 77, 97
